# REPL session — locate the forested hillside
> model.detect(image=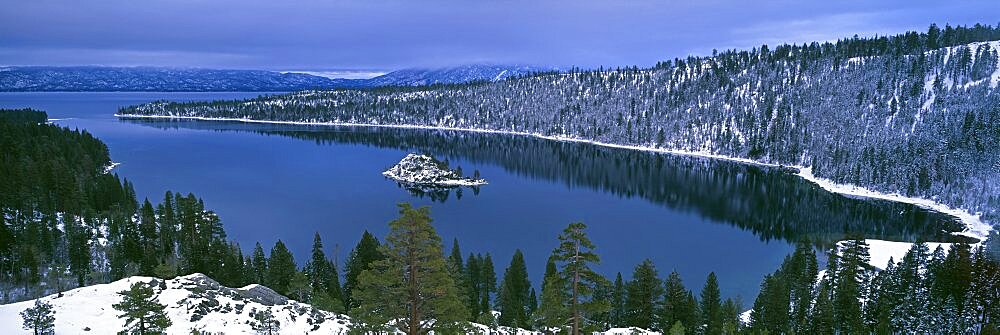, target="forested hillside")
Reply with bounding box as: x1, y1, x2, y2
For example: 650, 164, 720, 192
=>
0, 109, 247, 303
121, 24, 1000, 228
